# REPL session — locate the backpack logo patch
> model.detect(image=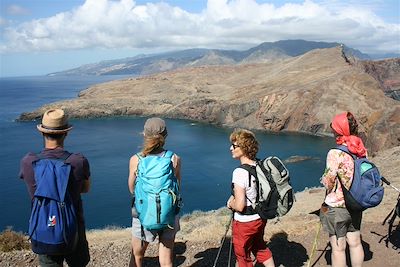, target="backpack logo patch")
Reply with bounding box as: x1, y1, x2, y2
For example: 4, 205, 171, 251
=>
134, 150, 181, 231
47, 216, 57, 227
28, 153, 78, 255
336, 145, 384, 211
